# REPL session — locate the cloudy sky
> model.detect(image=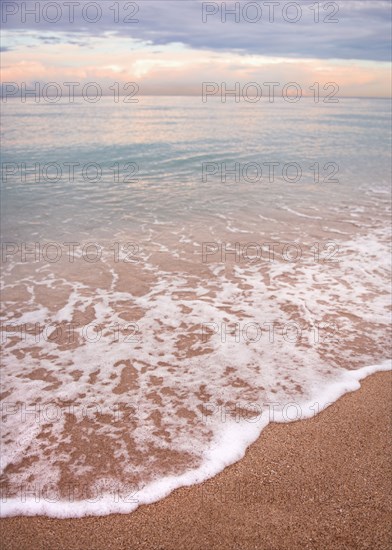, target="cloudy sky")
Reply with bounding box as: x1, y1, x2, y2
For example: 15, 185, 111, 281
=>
1, 0, 391, 97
